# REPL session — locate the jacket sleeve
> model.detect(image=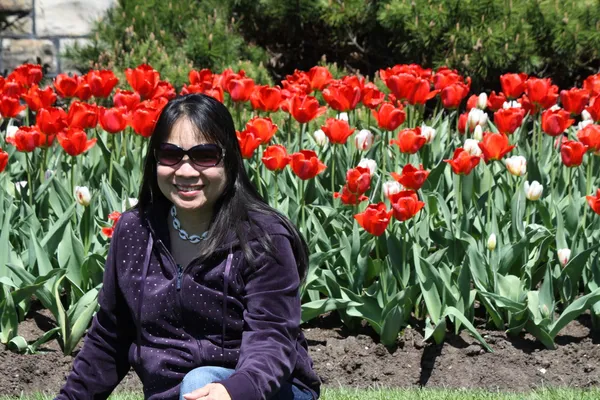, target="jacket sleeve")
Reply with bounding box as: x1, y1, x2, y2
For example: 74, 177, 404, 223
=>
56, 219, 134, 400
217, 234, 301, 400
